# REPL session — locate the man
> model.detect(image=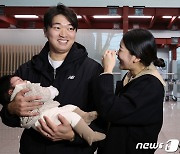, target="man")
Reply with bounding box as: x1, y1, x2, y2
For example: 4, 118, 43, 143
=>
0, 4, 106, 154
